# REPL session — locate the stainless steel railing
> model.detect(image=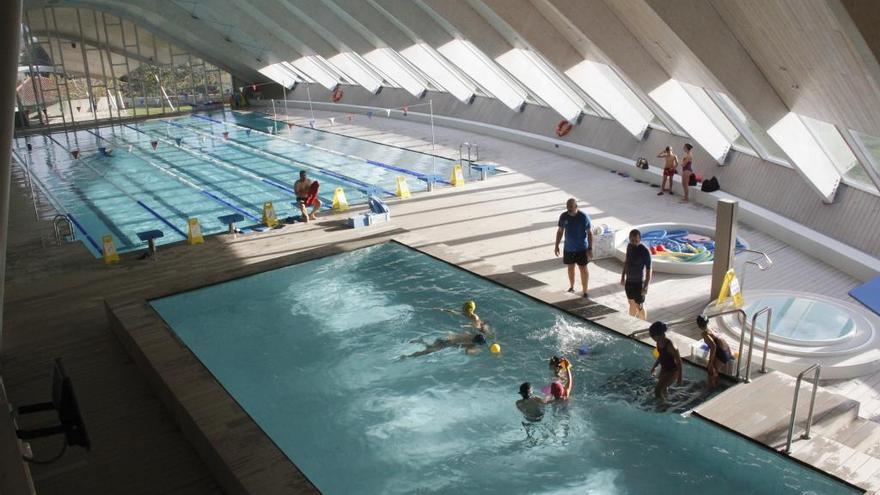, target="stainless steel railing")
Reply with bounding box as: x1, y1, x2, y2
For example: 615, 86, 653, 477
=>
739, 248, 773, 294
52, 214, 75, 246
750, 306, 773, 376
784, 363, 821, 454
